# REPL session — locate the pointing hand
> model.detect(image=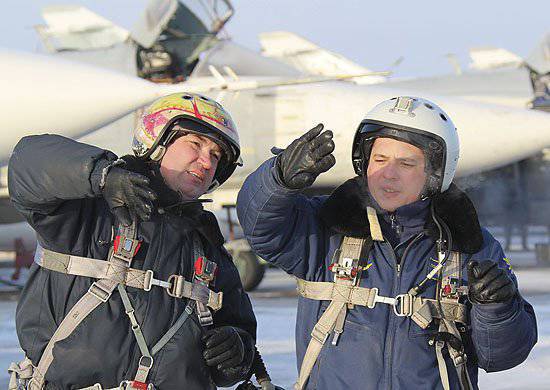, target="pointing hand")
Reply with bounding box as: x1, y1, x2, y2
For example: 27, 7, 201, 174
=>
275, 124, 336, 190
